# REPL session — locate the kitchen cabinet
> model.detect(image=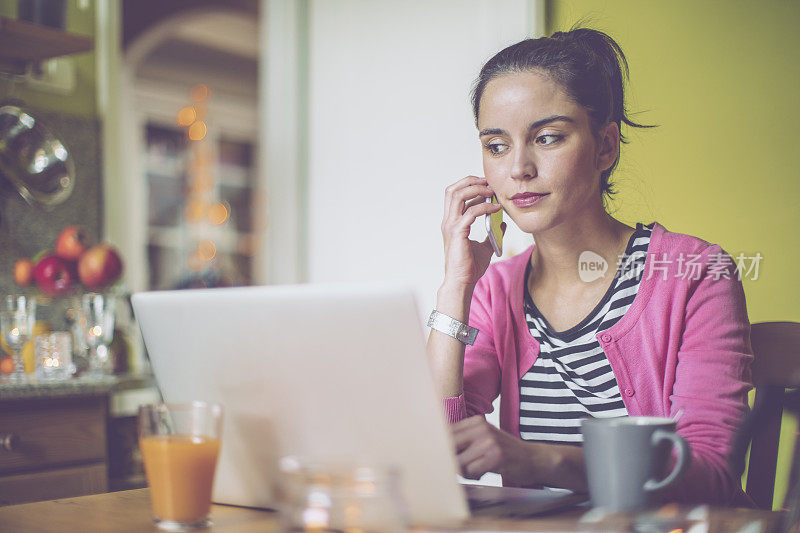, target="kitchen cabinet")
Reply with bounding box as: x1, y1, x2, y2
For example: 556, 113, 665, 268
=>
0, 376, 159, 506
0, 16, 93, 74
0, 395, 108, 505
